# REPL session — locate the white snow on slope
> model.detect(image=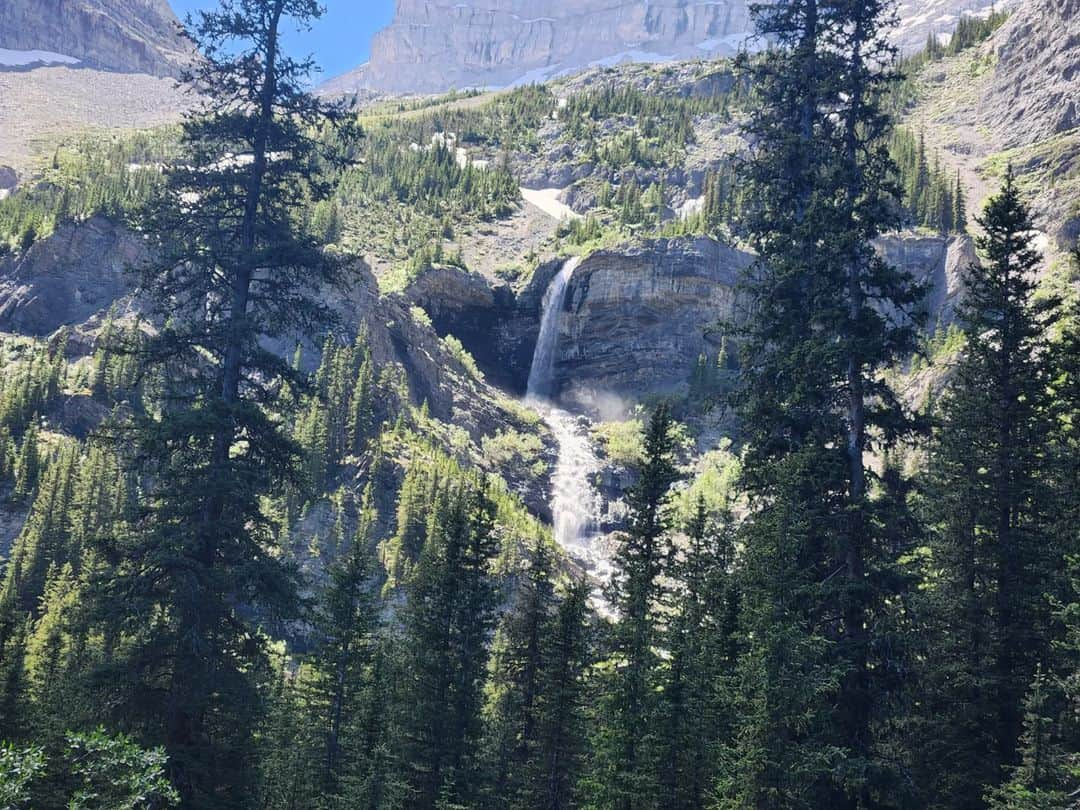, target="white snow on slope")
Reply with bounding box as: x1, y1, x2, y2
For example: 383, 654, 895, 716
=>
0, 49, 80, 68
521, 187, 582, 221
